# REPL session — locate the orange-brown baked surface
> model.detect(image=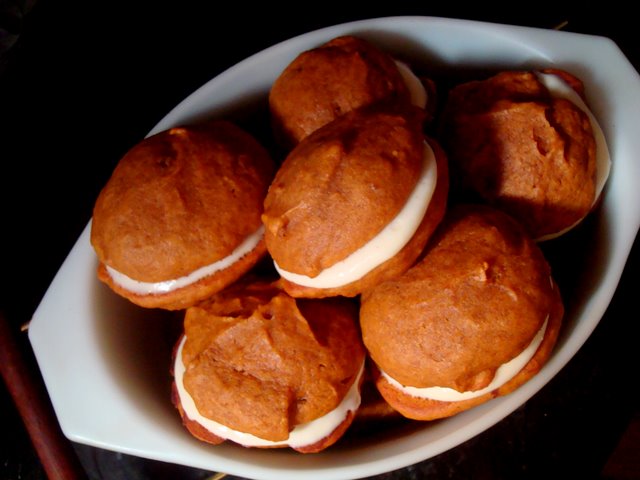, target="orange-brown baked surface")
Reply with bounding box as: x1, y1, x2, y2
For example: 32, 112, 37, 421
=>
269, 35, 411, 148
